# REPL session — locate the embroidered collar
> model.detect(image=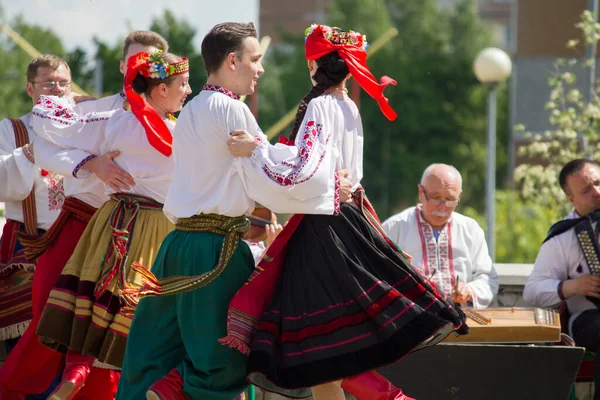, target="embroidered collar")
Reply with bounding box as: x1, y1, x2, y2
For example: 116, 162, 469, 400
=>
202, 84, 241, 100
415, 204, 455, 296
